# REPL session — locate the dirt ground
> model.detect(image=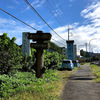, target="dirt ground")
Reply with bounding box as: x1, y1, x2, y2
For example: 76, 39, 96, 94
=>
60, 64, 100, 100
